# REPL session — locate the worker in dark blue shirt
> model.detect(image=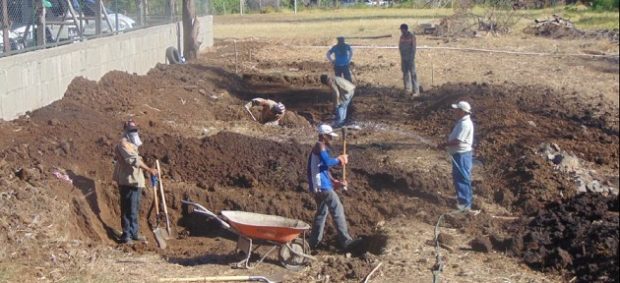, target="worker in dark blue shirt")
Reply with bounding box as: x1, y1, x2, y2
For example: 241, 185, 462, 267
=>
326, 36, 353, 82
